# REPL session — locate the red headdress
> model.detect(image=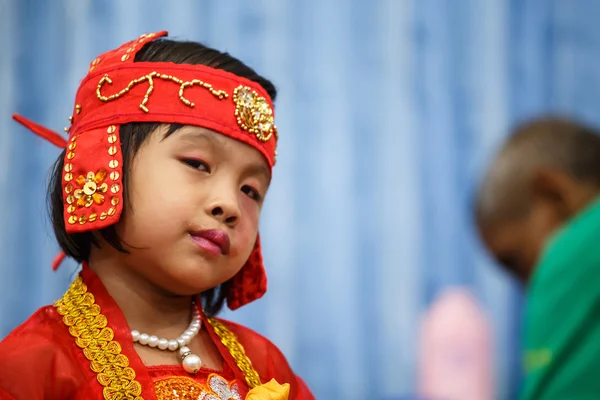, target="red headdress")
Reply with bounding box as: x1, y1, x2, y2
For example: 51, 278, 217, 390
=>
13, 31, 277, 310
